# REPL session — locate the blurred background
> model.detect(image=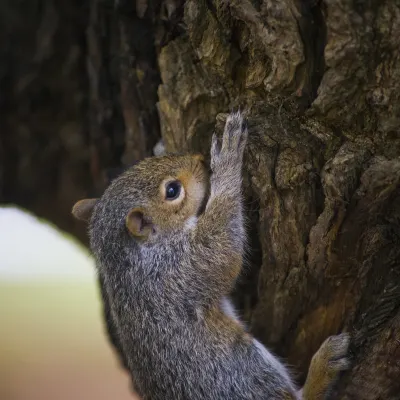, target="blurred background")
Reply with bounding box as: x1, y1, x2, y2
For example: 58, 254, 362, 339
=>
0, 206, 136, 400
